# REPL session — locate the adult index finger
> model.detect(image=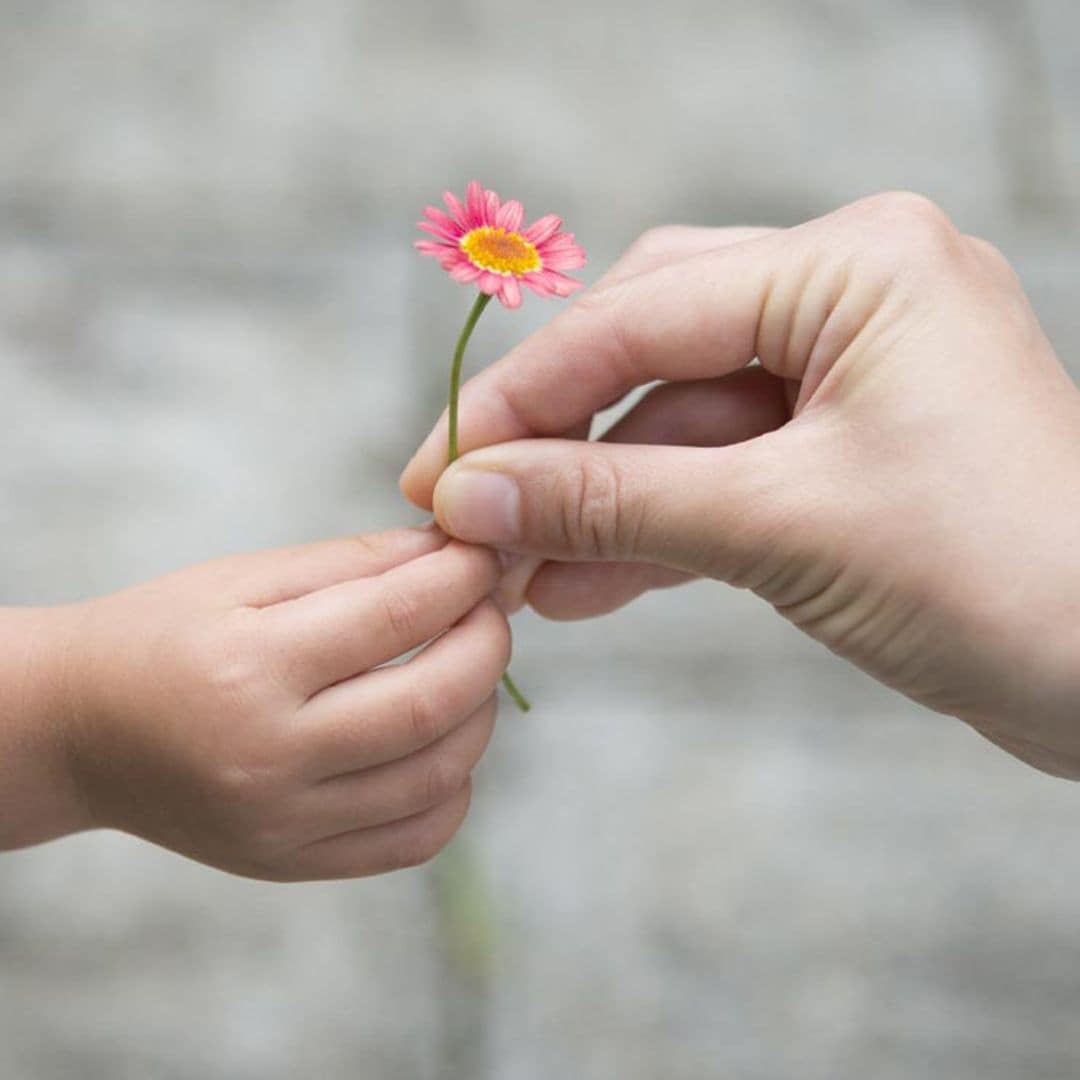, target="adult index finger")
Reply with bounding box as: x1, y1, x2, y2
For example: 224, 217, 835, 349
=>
400, 228, 794, 510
